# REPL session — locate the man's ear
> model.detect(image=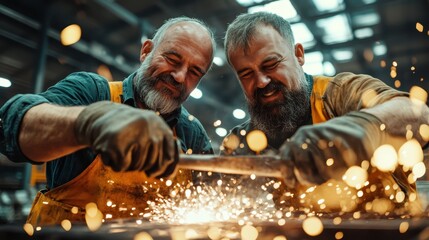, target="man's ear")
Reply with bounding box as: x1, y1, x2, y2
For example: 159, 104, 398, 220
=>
140, 40, 154, 62
294, 43, 305, 66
